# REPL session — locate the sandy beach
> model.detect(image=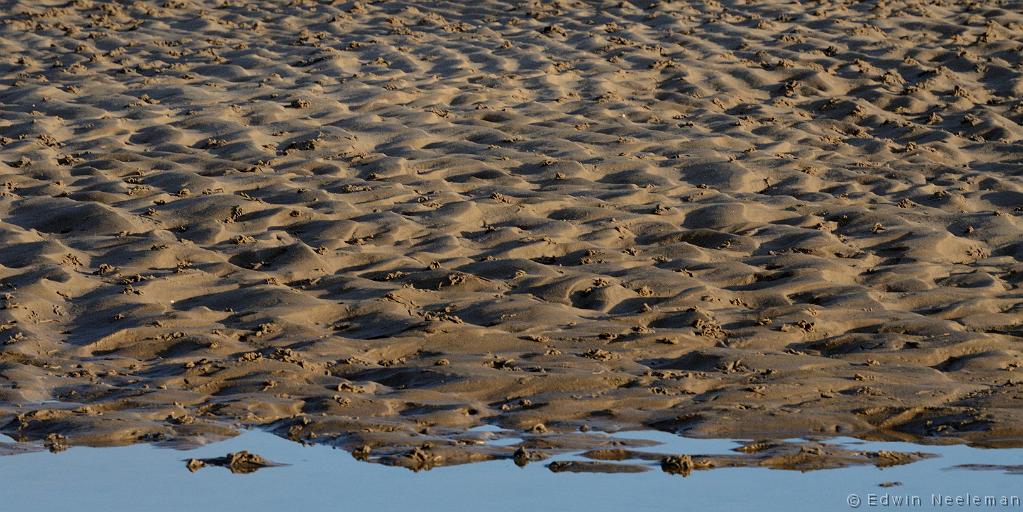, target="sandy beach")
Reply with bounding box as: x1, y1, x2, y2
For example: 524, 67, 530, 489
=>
1, 0, 1022, 470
